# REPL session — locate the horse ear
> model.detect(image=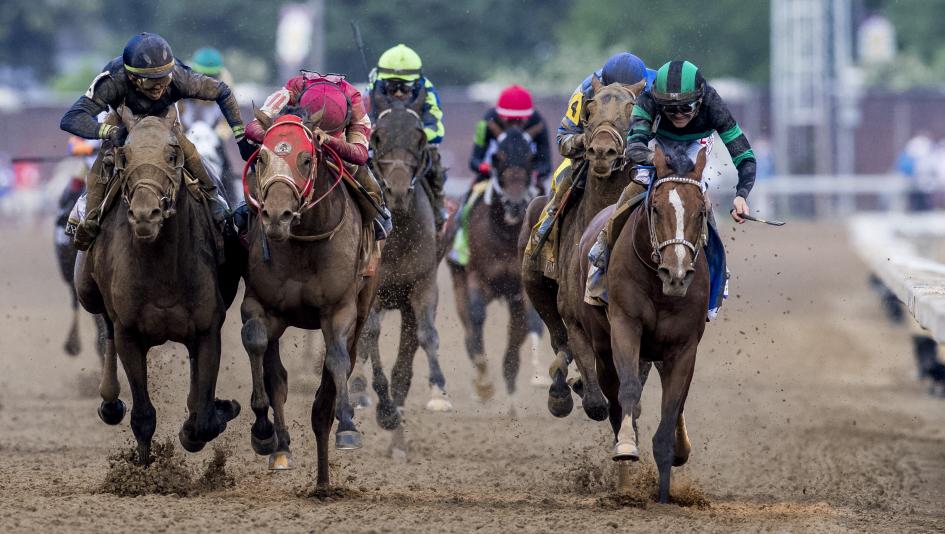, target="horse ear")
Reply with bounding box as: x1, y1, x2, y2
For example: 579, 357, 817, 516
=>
307, 107, 325, 129
692, 147, 707, 179
253, 103, 272, 131
626, 79, 645, 99
653, 145, 669, 176
591, 75, 603, 95
117, 105, 137, 130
